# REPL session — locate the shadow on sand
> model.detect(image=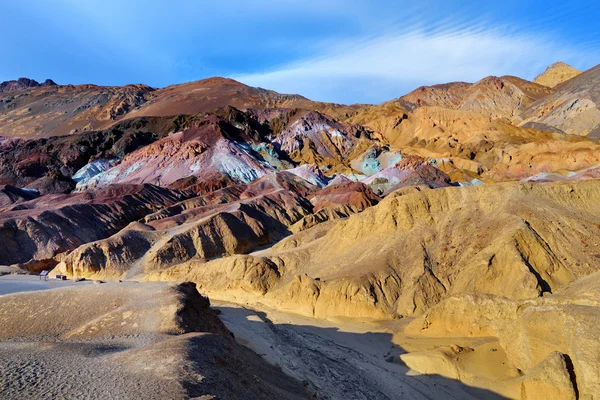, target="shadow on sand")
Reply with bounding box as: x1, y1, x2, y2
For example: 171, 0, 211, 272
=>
215, 305, 510, 400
